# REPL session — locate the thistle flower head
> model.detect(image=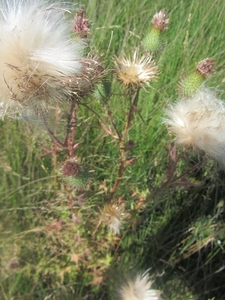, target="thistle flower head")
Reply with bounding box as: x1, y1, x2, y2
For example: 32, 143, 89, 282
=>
61, 158, 90, 189
0, 0, 84, 119
119, 273, 161, 300
164, 88, 225, 166
114, 51, 158, 89
196, 58, 215, 77
151, 9, 169, 31
73, 8, 90, 38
